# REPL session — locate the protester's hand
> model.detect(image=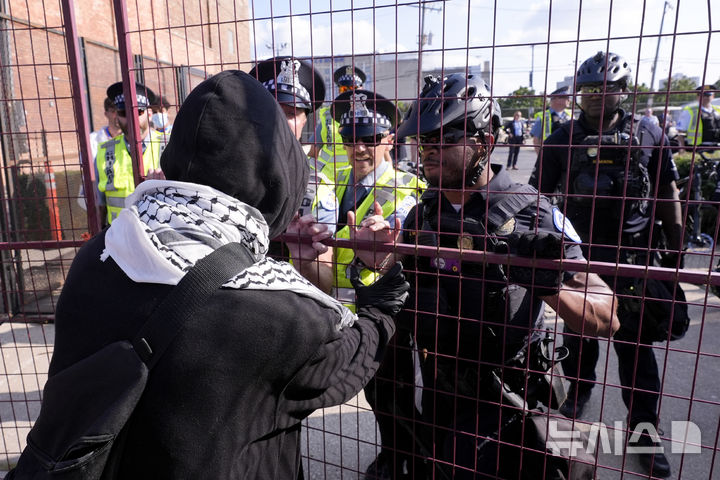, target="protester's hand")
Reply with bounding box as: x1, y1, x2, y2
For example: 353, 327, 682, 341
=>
144, 168, 166, 180
495, 231, 564, 296
347, 202, 401, 270
350, 262, 409, 316
285, 213, 333, 262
